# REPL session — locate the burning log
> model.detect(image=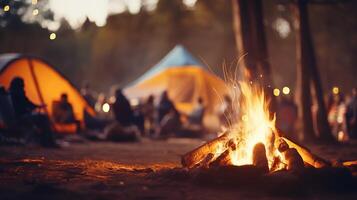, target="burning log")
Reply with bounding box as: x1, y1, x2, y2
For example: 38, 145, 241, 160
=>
270, 156, 286, 172
252, 143, 269, 173
281, 137, 330, 168
277, 138, 304, 170
343, 160, 357, 167
193, 153, 215, 168
226, 139, 237, 151
341, 160, 357, 176
209, 149, 232, 167
181, 134, 228, 168
283, 148, 304, 171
